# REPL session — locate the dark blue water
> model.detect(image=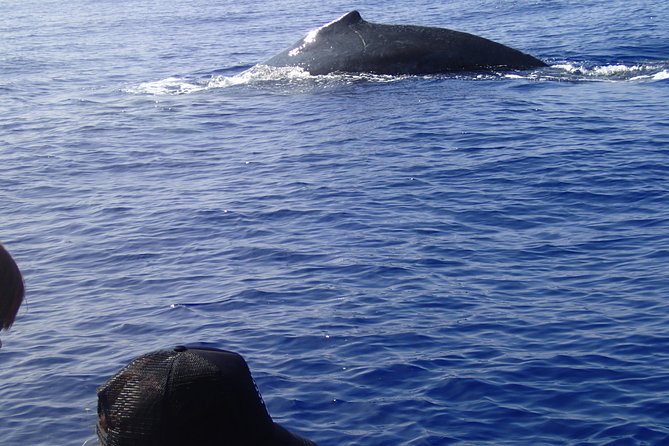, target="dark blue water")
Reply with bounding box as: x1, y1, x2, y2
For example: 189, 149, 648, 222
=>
2, 1, 668, 445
